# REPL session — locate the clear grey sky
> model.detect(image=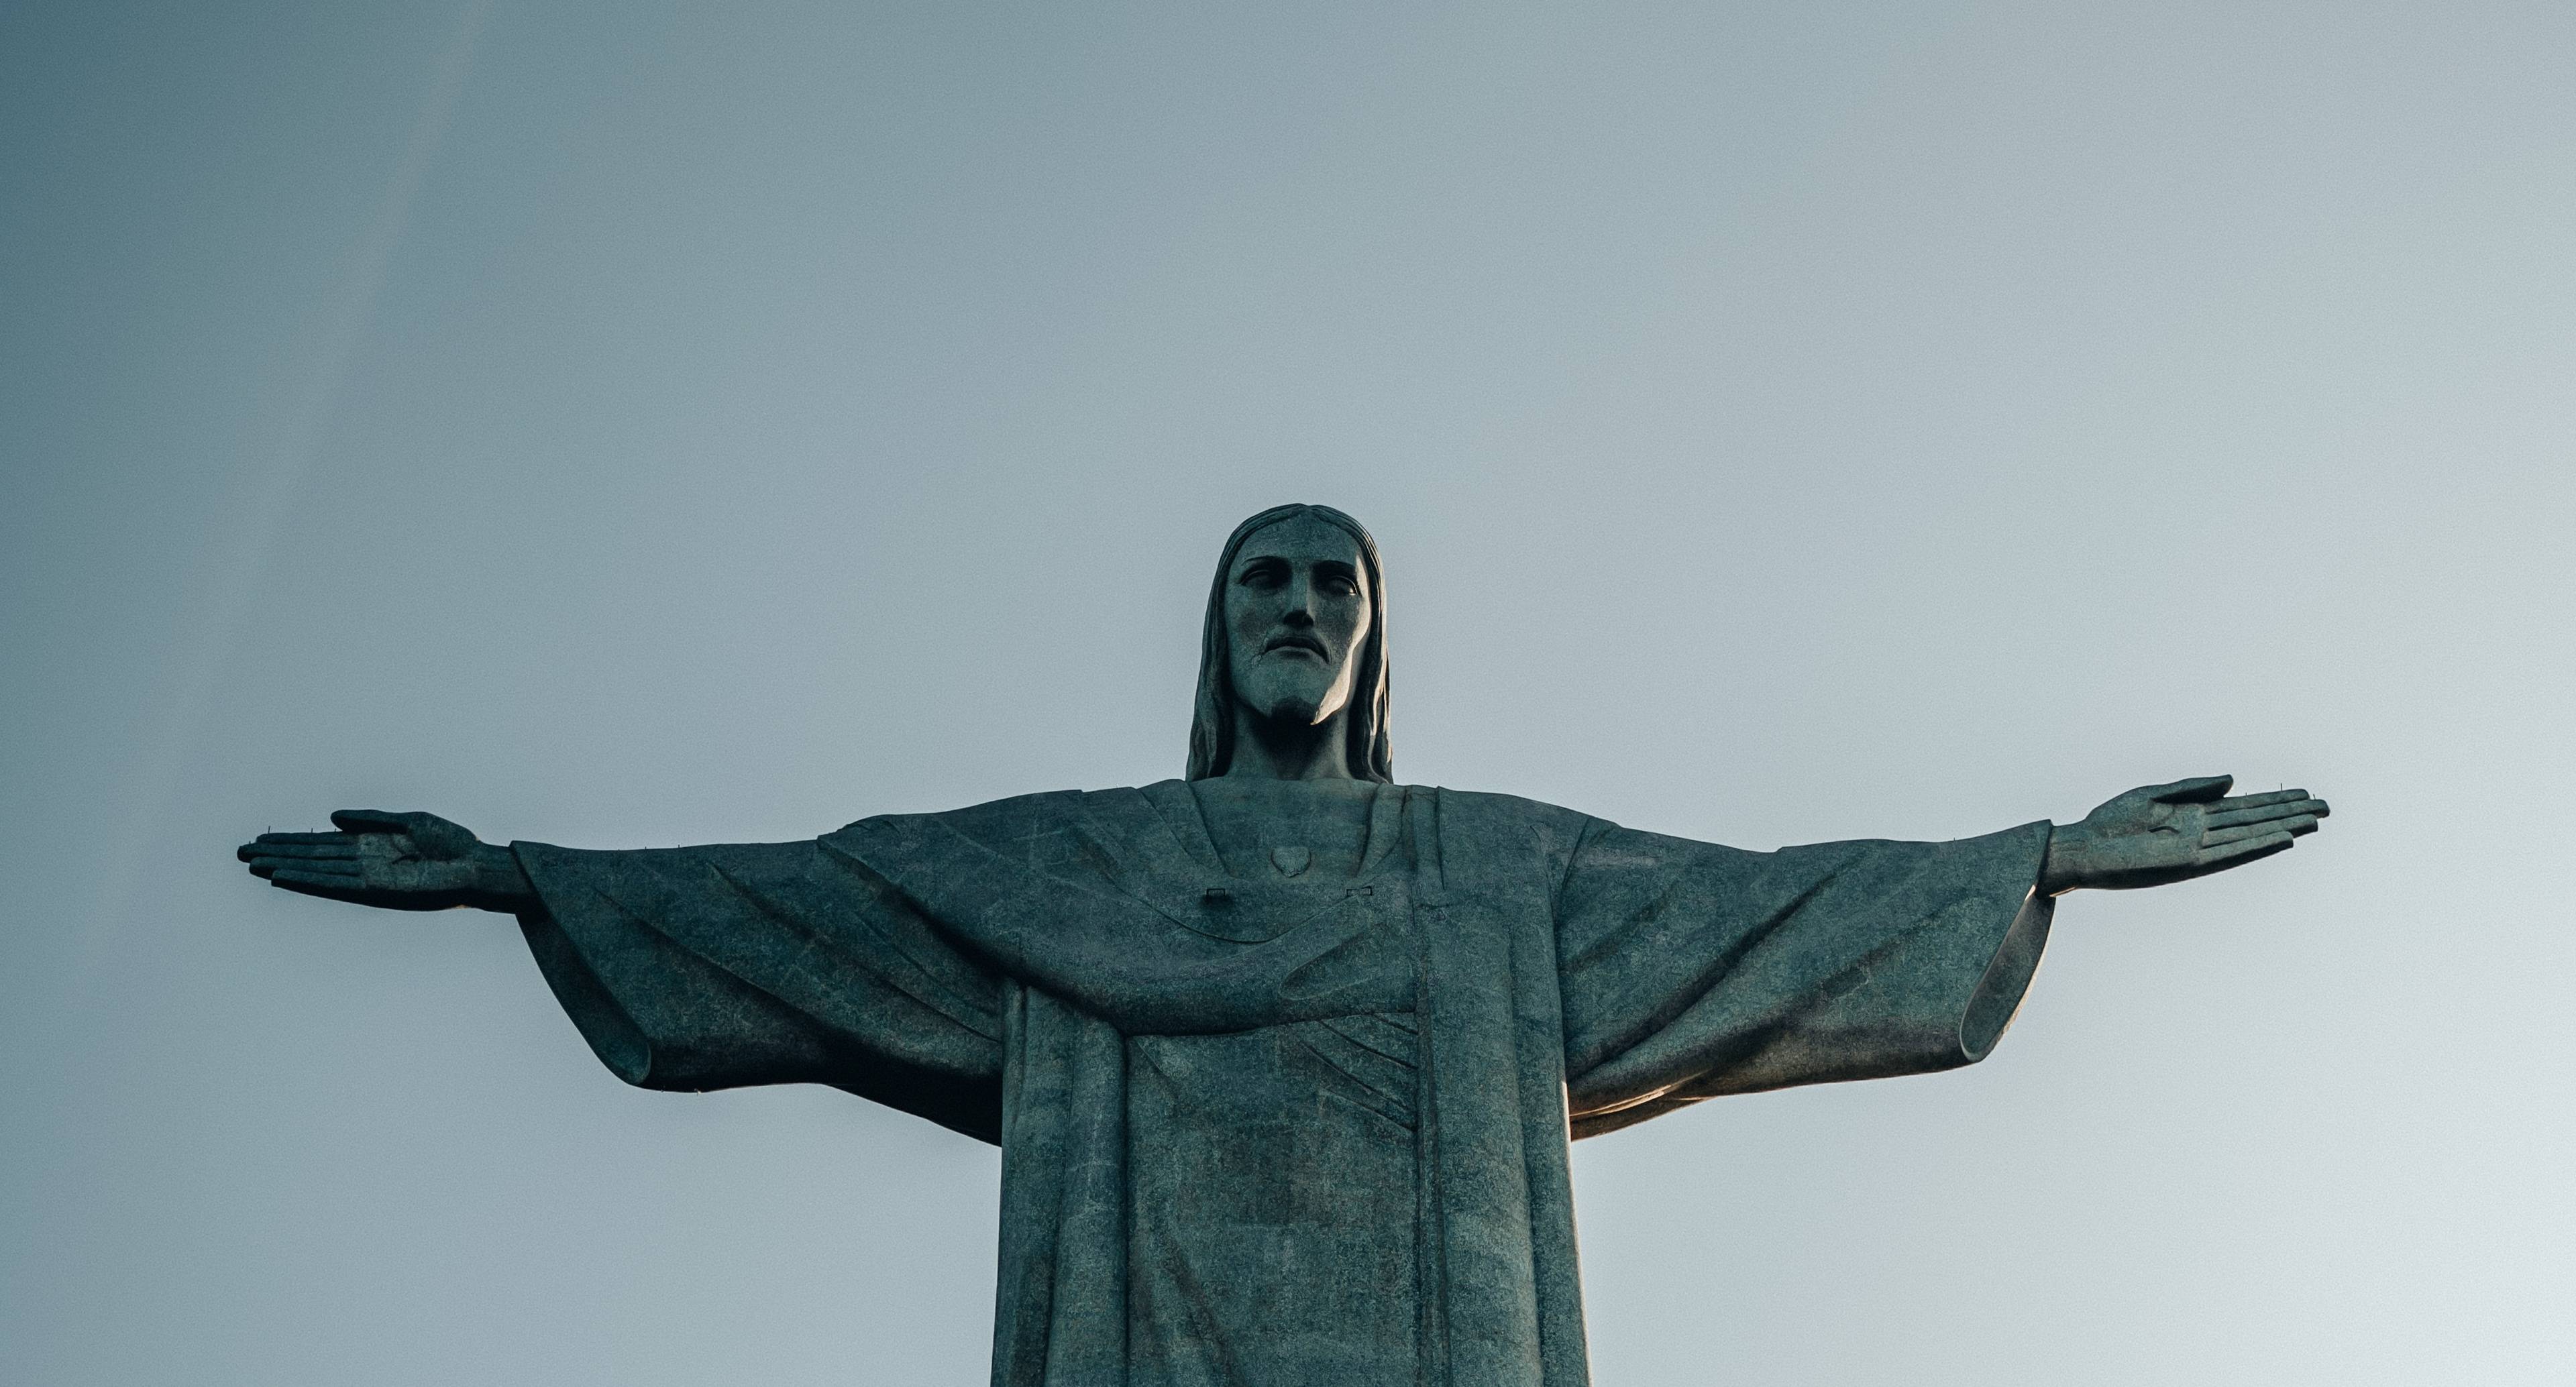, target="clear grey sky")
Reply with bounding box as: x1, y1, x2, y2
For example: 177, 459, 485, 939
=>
4, 3, 2569, 1383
